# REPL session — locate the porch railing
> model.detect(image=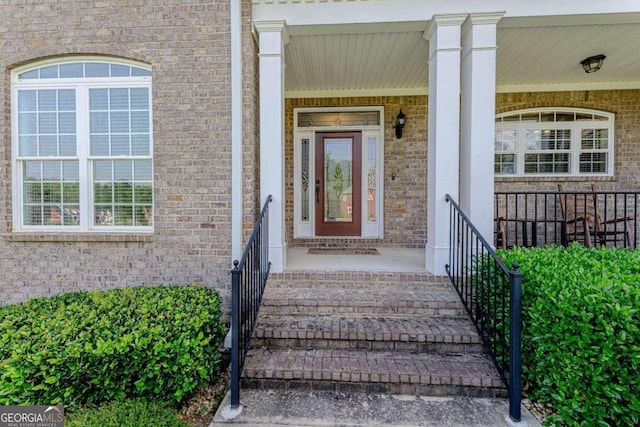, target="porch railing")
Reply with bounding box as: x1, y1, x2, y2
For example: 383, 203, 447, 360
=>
230, 195, 272, 410
445, 194, 523, 423
495, 191, 639, 250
